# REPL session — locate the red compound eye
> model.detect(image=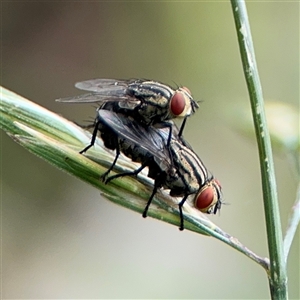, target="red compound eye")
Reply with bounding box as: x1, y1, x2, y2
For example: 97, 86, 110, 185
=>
170, 92, 186, 116
195, 186, 216, 212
